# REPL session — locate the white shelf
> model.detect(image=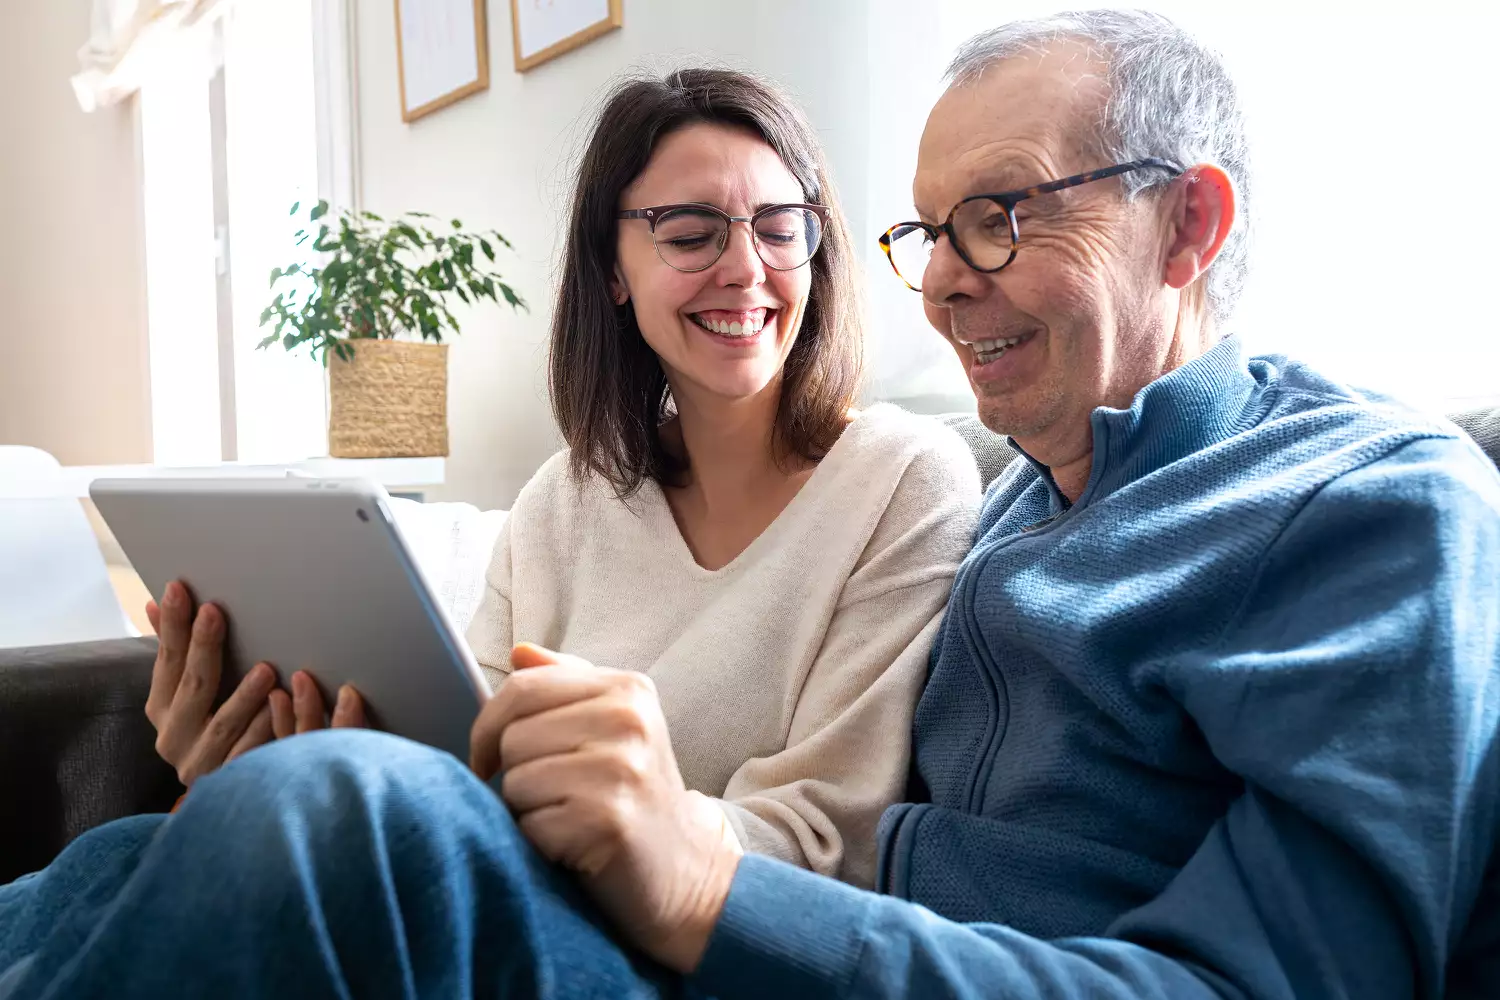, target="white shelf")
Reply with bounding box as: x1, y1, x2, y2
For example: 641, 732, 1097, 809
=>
3, 457, 446, 501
